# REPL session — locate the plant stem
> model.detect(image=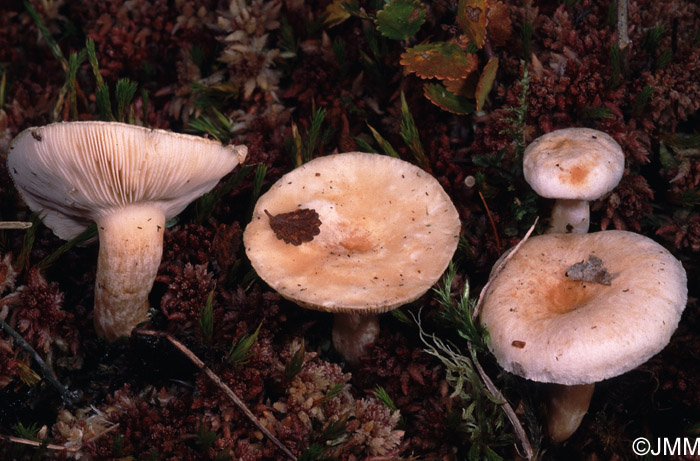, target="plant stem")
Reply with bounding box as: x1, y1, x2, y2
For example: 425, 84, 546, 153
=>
133, 328, 297, 460
0, 318, 77, 405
